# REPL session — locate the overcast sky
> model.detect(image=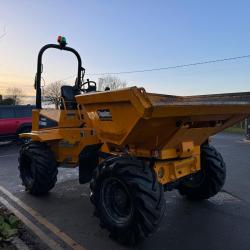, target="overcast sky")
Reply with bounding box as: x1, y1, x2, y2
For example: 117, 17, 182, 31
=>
1, 0, 250, 96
